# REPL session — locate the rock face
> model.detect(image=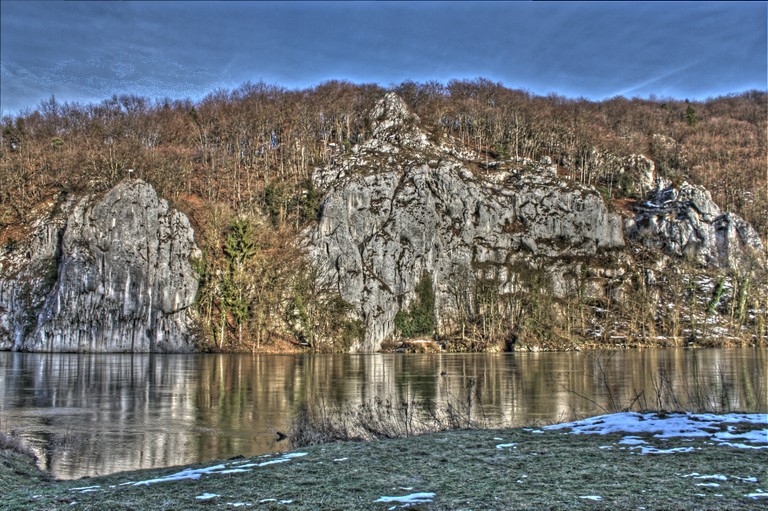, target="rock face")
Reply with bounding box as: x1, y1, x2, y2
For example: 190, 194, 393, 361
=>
305, 93, 765, 351
306, 93, 626, 351
0, 180, 200, 352
628, 181, 763, 268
